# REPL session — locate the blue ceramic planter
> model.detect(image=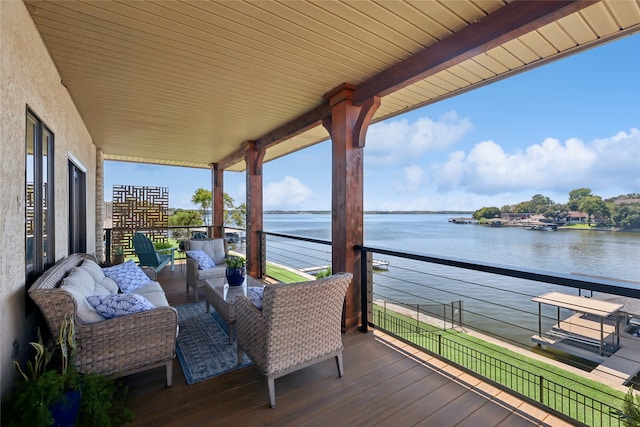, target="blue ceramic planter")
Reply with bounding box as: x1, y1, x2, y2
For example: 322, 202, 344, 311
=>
49, 389, 81, 427
226, 267, 245, 286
